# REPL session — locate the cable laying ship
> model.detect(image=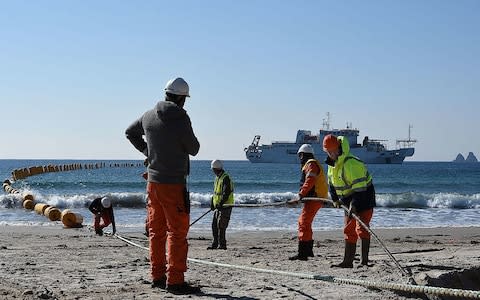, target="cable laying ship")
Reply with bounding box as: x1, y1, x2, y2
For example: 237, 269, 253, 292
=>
245, 114, 416, 164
